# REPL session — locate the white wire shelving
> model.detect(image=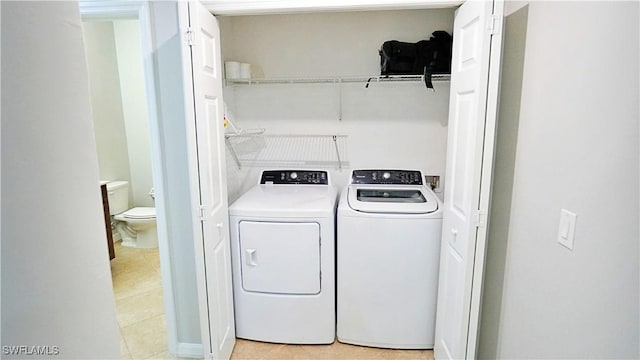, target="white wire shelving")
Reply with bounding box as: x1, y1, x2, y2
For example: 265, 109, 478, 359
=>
224, 74, 450, 86
222, 74, 447, 165
224, 133, 348, 170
